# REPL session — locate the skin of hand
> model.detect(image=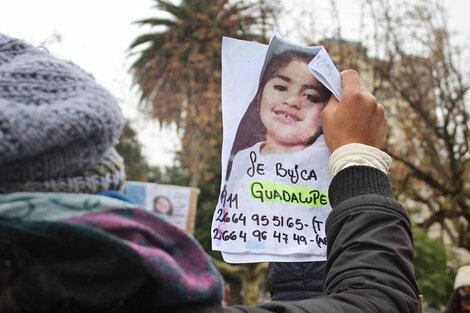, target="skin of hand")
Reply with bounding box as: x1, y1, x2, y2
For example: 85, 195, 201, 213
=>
320, 70, 388, 152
